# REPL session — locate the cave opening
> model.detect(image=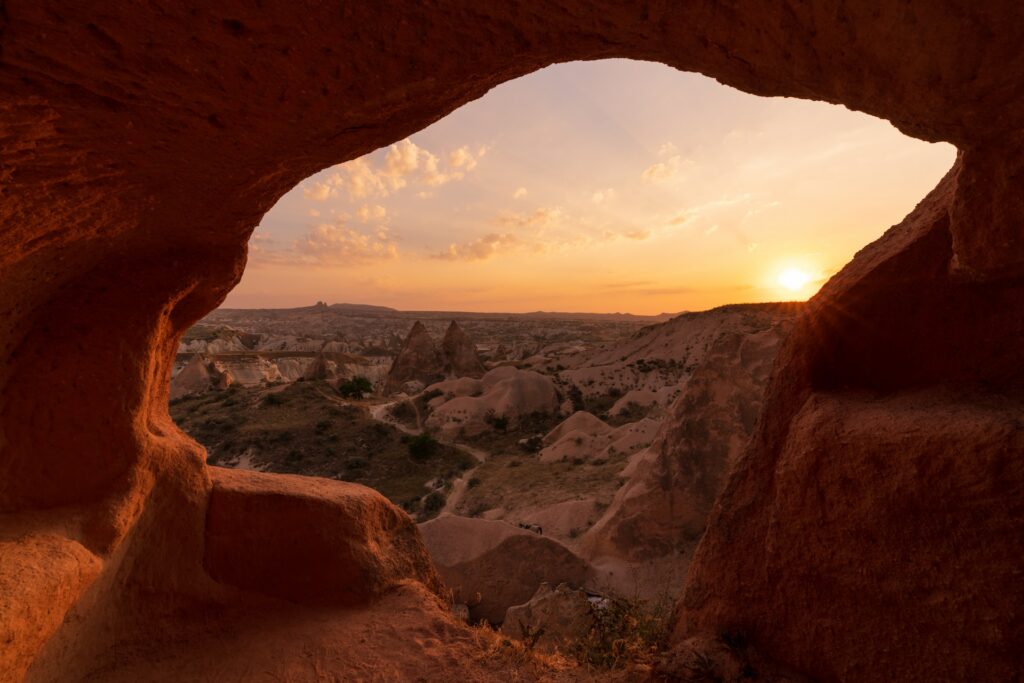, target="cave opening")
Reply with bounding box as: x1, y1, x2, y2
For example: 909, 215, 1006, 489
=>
4, 4, 1022, 681
166, 58, 954, 619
